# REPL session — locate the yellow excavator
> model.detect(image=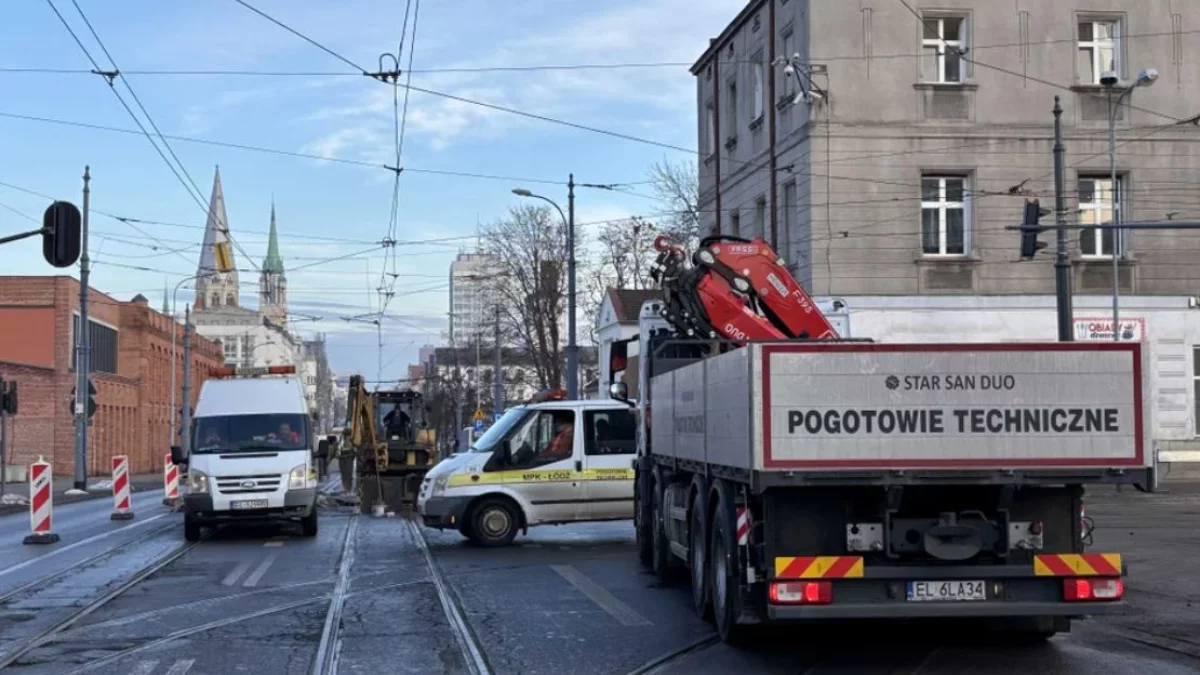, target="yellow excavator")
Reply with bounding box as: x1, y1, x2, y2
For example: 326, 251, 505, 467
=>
344, 375, 438, 514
